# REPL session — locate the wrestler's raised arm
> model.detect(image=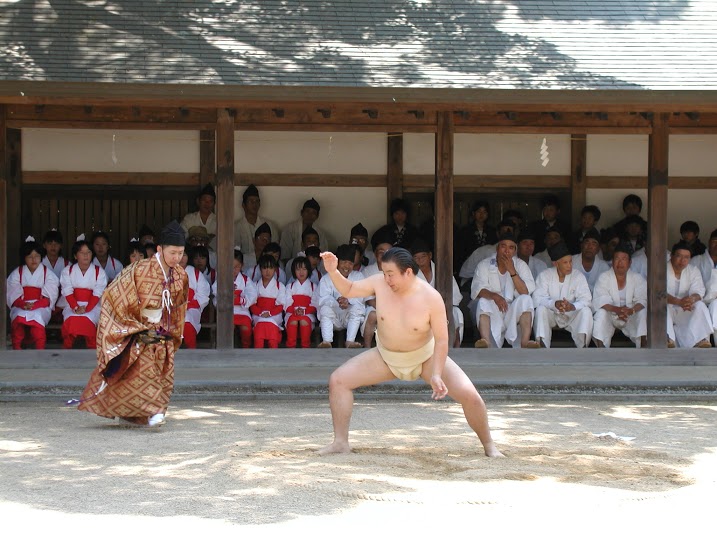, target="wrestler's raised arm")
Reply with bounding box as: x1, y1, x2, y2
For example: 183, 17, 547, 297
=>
320, 251, 377, 298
